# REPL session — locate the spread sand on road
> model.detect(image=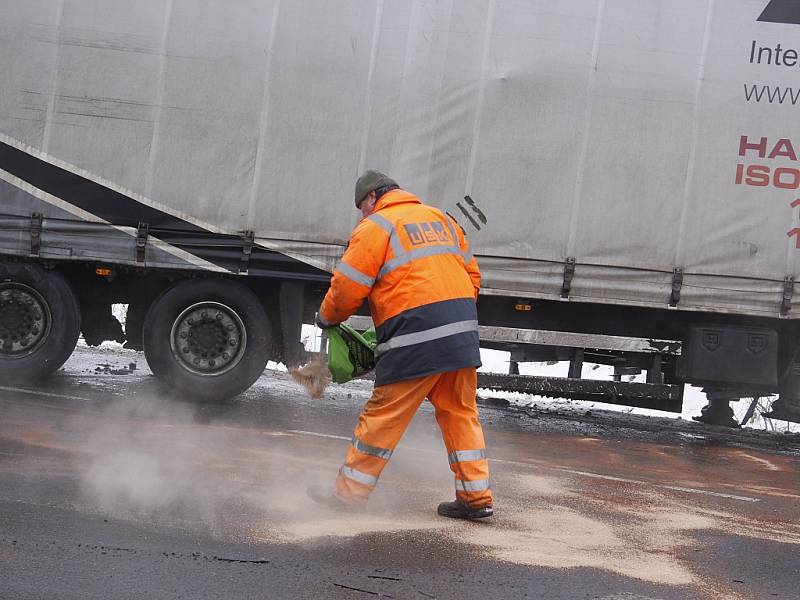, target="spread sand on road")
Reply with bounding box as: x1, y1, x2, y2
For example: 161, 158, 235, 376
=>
289, 360, 331, 399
